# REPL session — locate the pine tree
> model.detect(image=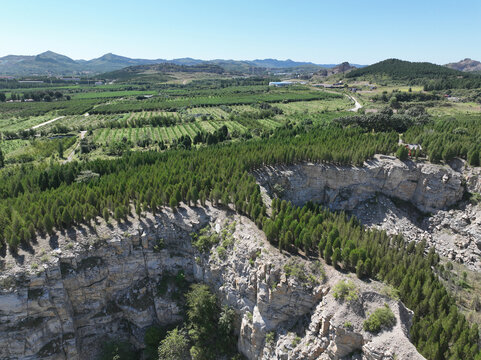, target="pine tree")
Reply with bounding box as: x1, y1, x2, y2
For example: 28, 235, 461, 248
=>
0, 148, 4, 168
356, 259, 364, 279
332, 248, 341, 268
58, 141, 64, 158
102, 208, 110, 223
43, 214, 54, 234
